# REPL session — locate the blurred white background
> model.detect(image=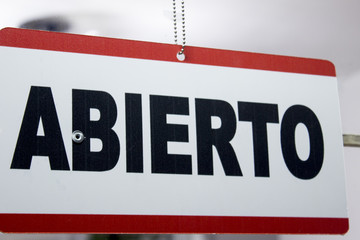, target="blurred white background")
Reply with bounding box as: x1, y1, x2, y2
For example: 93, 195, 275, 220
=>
0, 0, 360, 239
